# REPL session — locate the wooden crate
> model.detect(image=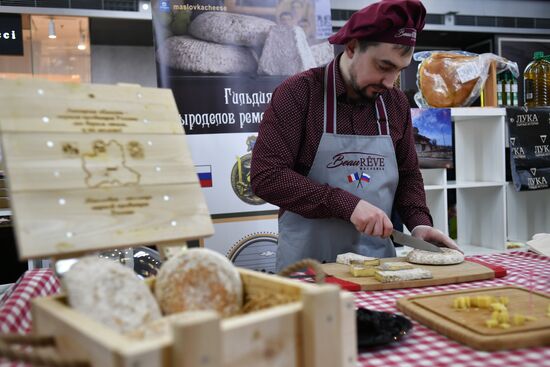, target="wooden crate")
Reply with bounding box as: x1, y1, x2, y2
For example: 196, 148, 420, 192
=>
32, 268, 357, 367
0, 78, 357, 366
